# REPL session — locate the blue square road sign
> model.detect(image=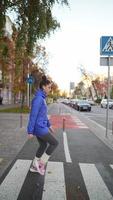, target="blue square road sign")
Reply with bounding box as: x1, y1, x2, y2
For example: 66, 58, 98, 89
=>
100, 36, 113, 56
